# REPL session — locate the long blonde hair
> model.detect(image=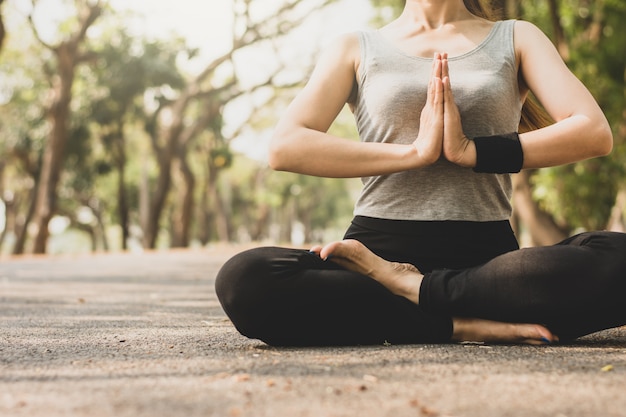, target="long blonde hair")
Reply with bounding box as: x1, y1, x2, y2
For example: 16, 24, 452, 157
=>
463, 0, 554, 132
